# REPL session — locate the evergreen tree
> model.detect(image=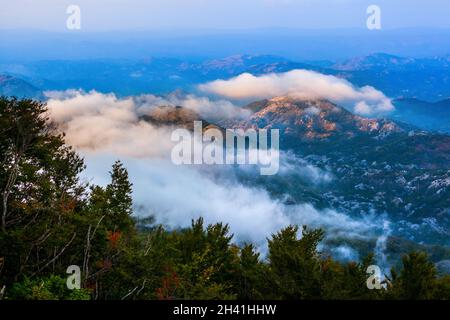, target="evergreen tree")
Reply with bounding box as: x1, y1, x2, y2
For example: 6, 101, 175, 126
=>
0, 97, 85, 286
268, 225, 324, 299
388, 252, 438, 299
